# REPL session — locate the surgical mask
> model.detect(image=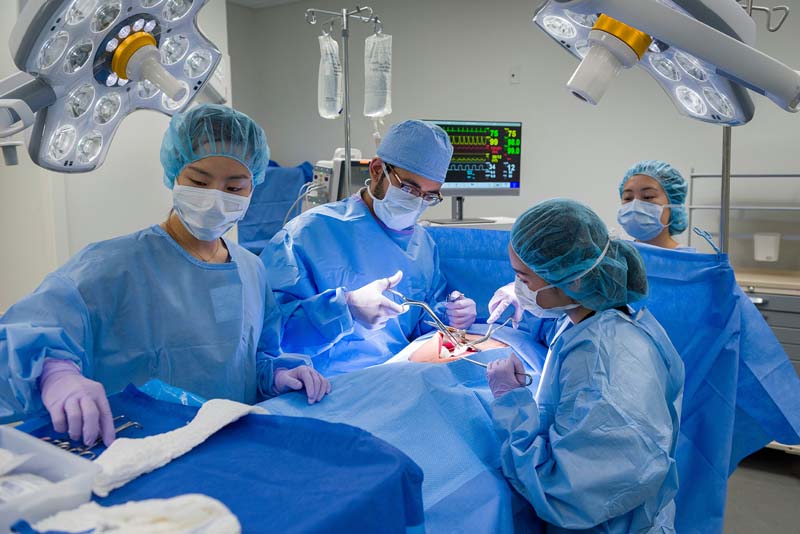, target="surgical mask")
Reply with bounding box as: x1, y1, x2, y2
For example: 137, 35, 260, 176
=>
617, 199, 673, 241
172, 185, 251, 241
513, 239, 611, 319
514, 278, 580, 319
367, 166, 426, 231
